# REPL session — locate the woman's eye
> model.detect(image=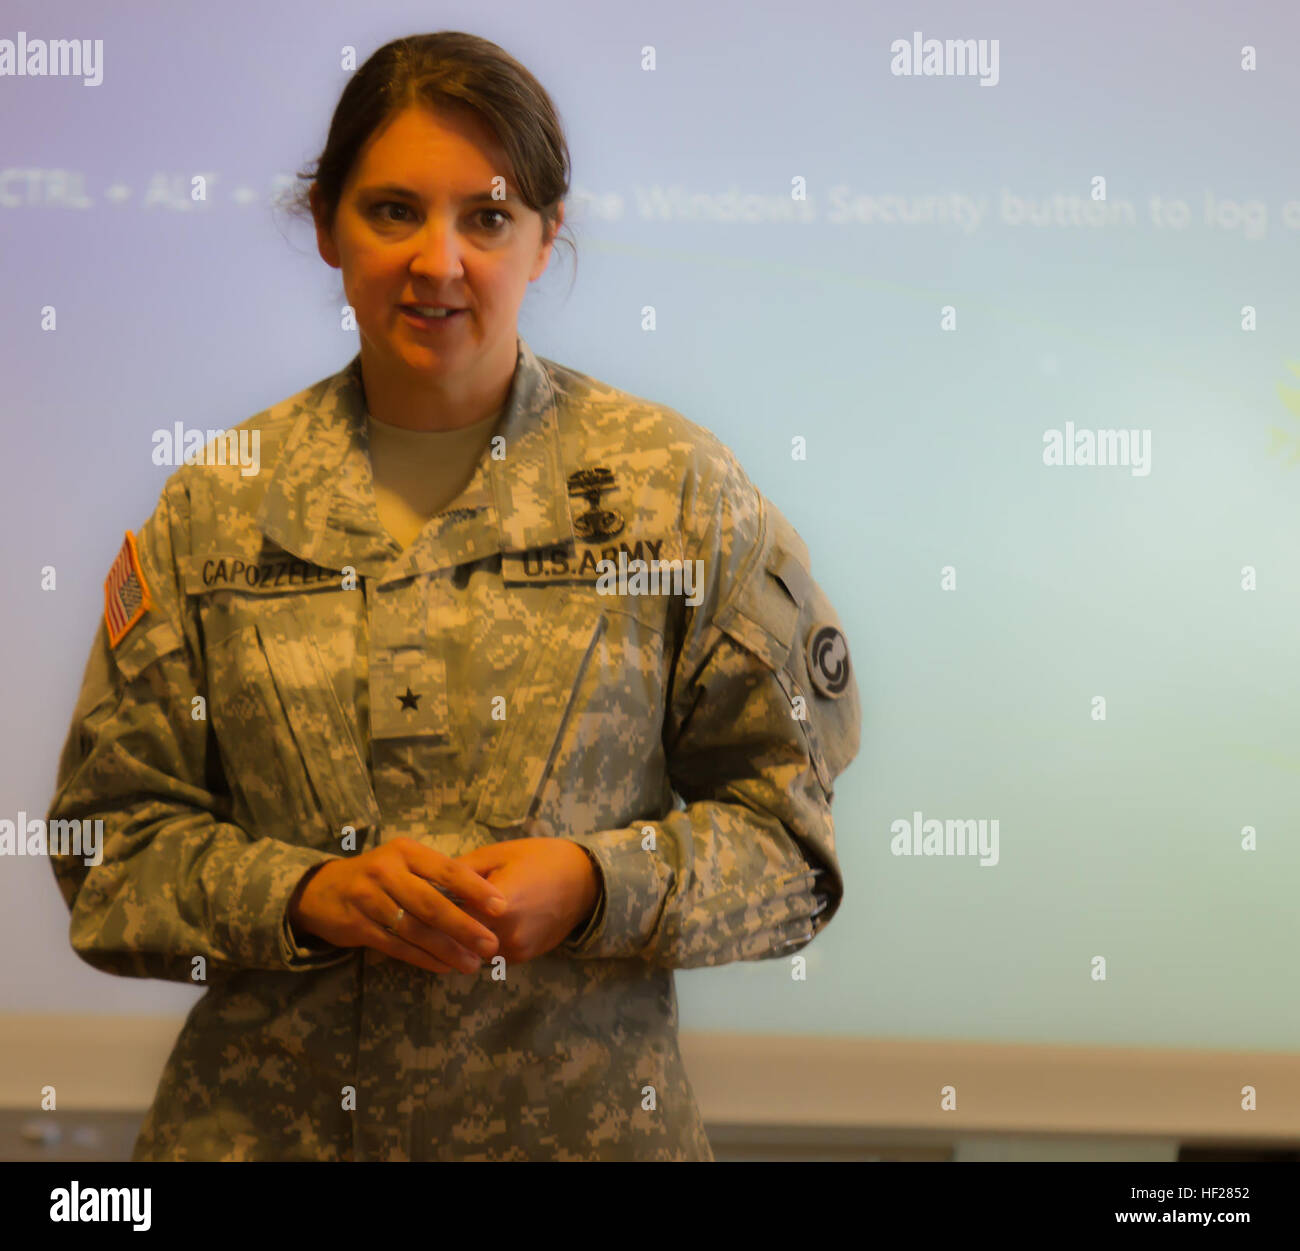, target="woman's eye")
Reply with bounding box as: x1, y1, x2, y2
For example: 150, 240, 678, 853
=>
369, 203, 511, 231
